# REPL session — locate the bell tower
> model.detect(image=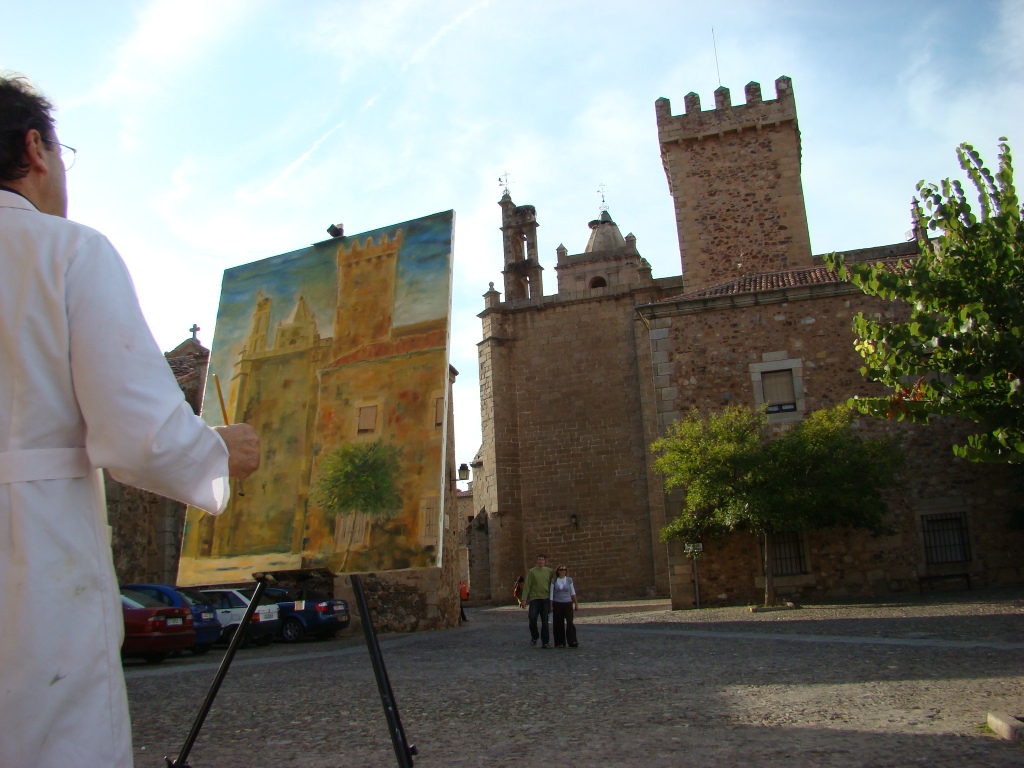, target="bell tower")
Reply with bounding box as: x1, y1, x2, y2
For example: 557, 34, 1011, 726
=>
499, 191, 544, 301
